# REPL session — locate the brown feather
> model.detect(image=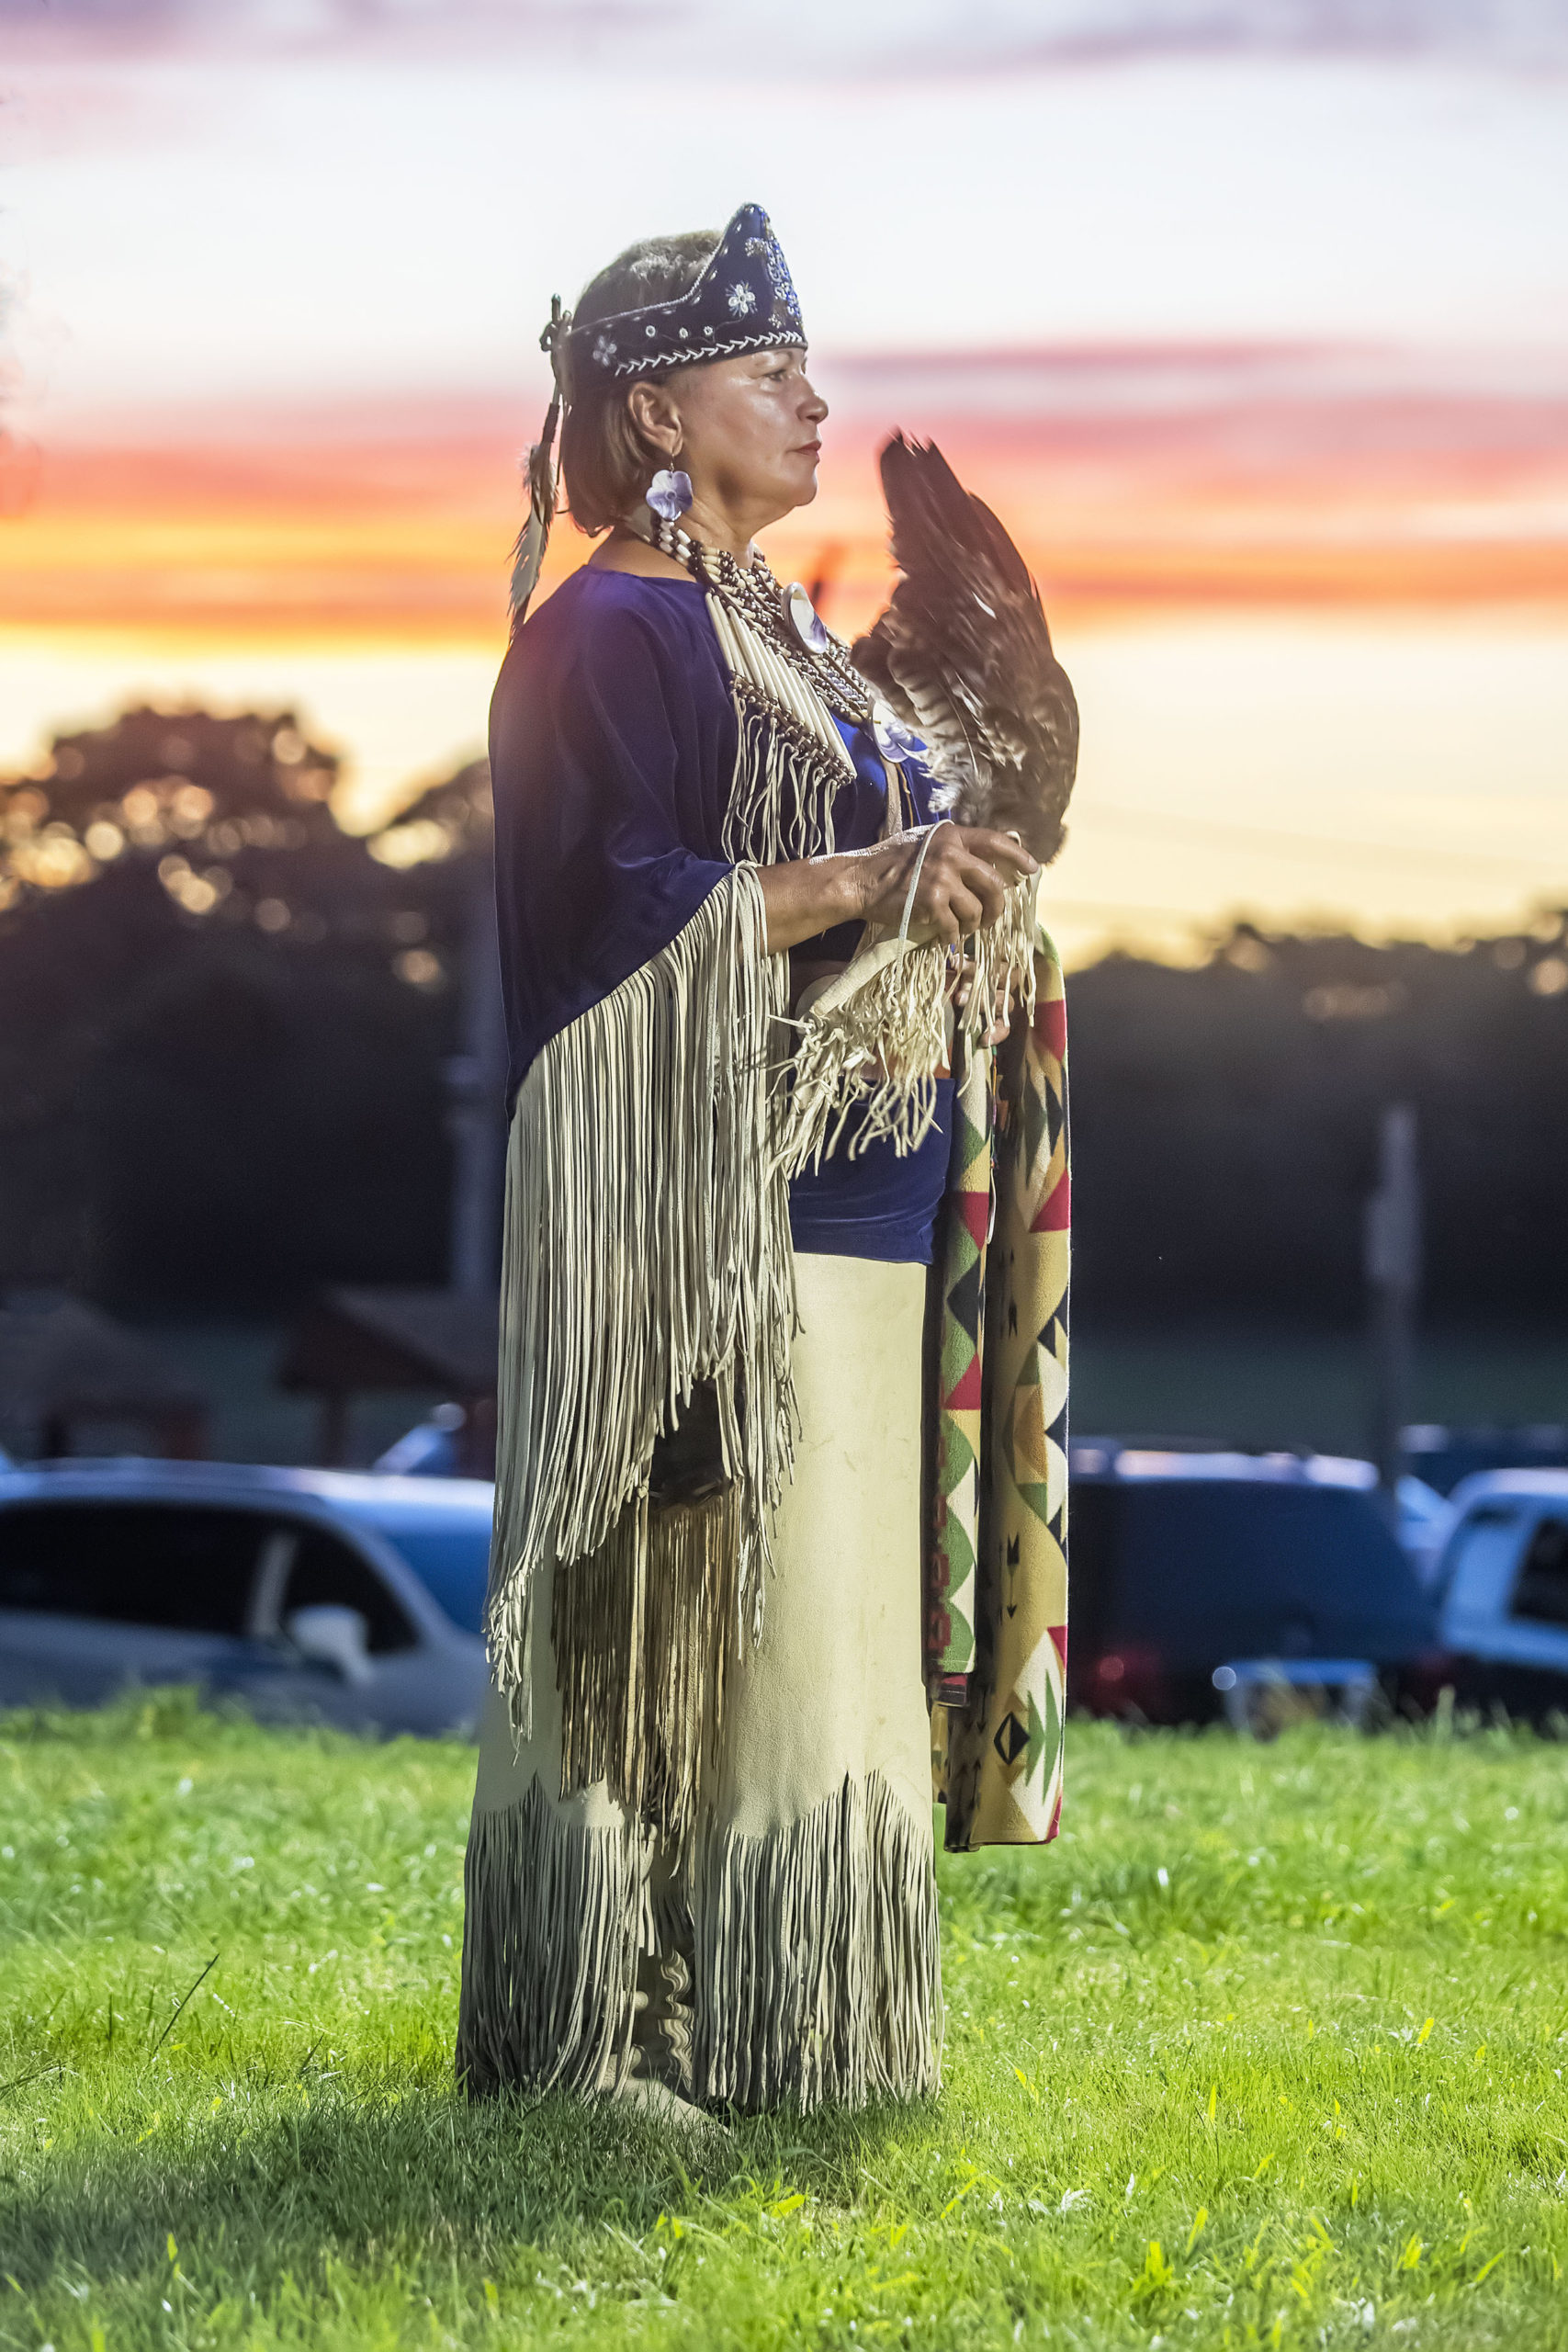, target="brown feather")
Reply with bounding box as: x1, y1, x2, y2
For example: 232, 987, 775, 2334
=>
852, 434, 1077, 866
